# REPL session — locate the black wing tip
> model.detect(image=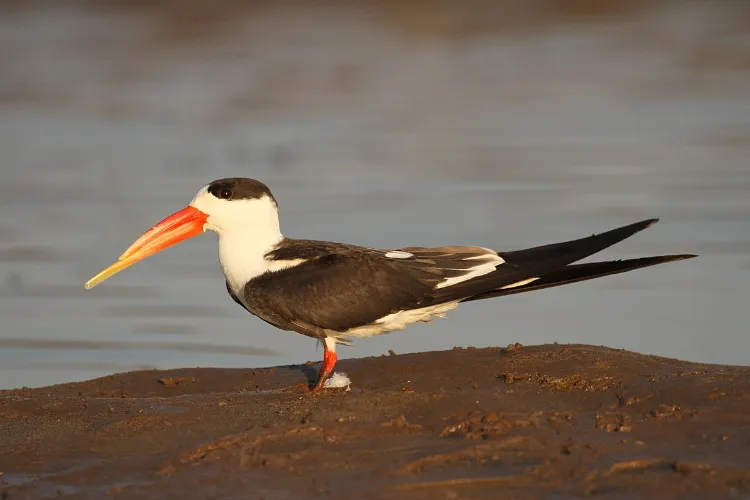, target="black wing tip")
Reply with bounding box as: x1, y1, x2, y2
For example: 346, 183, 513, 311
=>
591, 218, 658, 238
636, 253, 698, 266
667, 253, 698, 261
462, 252, 698, 302
640, 253, 698, 264
633, 218, 659, 231
615, 253, 697, 264
630, 222, 698, 263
